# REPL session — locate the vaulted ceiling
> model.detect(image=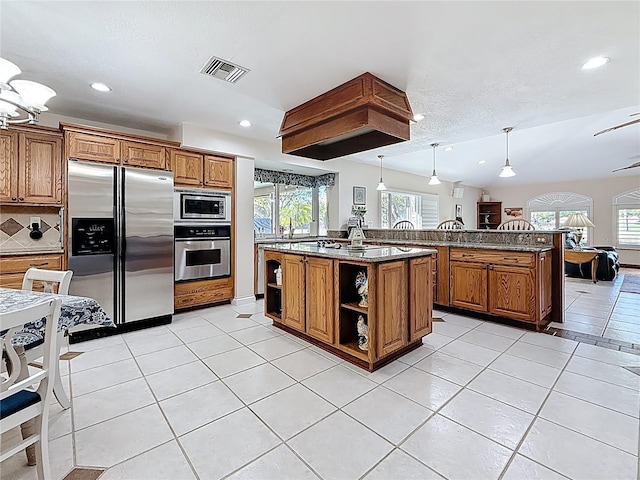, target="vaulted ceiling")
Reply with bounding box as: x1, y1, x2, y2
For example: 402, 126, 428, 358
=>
2, 1, 638, 187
